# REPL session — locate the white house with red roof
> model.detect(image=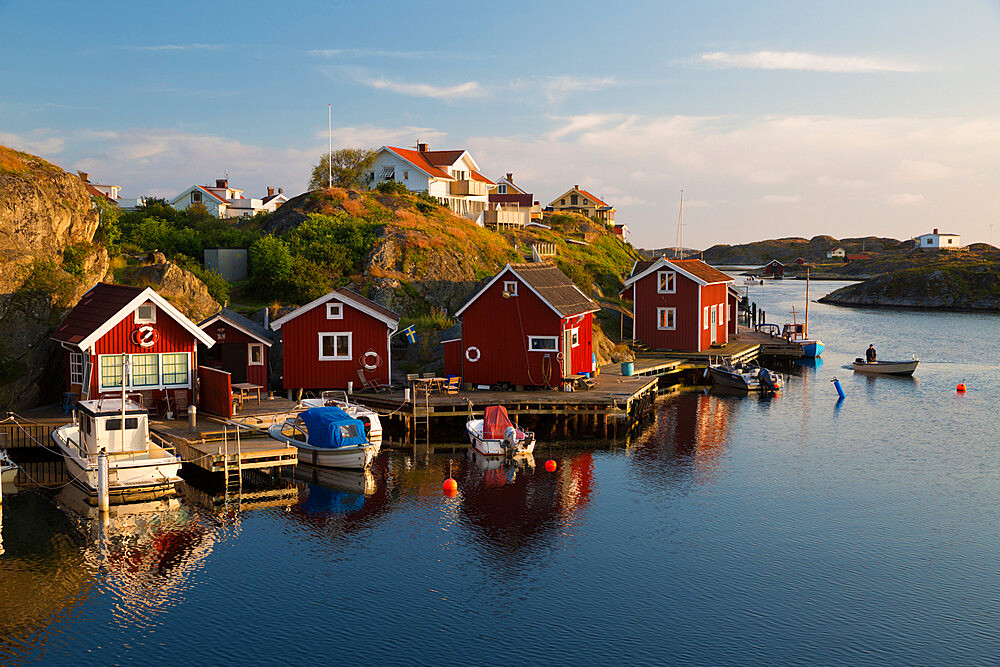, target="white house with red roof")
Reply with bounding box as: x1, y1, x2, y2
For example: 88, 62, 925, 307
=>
548, 185, 616, 224
369, 143, 494, 220
170, 178, 288, 218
